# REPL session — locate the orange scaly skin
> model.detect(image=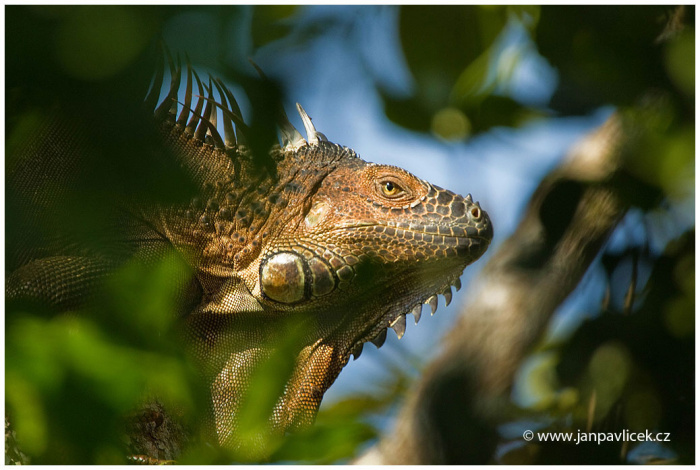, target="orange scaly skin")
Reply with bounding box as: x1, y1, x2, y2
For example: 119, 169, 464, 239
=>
7, 57, 493, 457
